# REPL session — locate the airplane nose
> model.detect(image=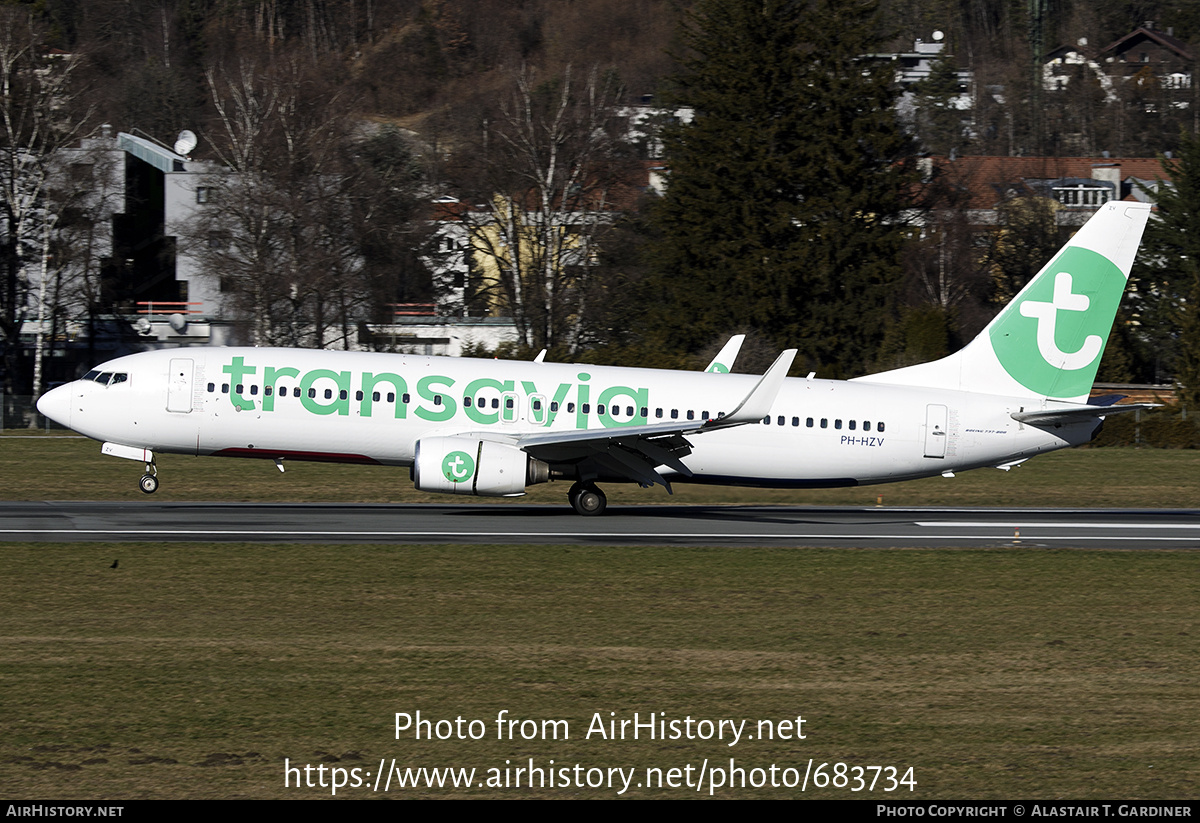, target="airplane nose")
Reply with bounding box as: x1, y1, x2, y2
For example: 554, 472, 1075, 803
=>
36, 383, 72, 429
